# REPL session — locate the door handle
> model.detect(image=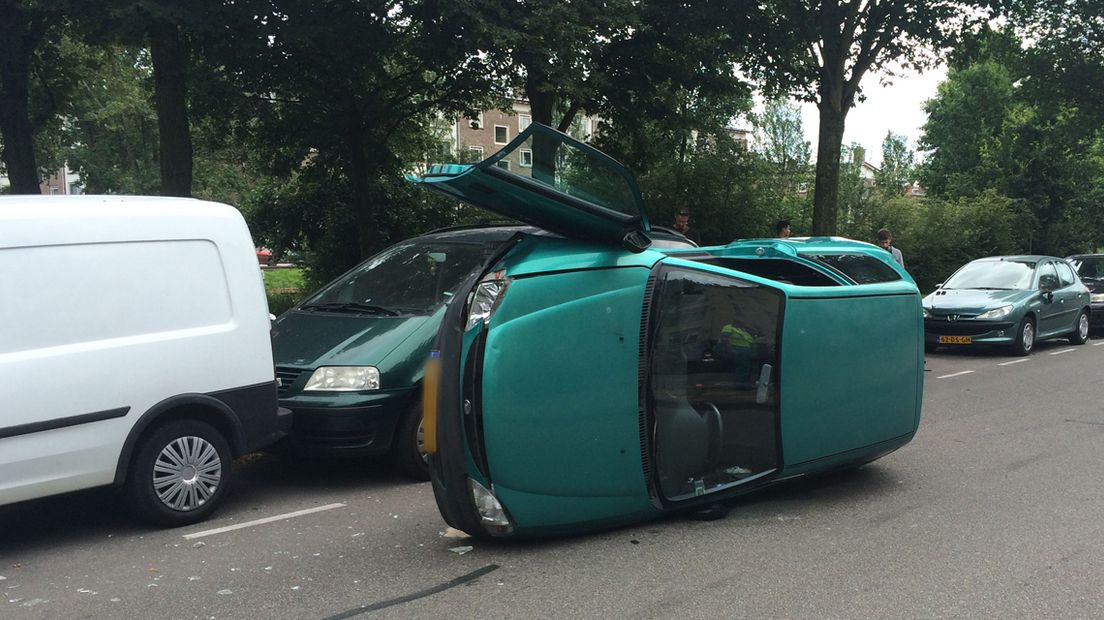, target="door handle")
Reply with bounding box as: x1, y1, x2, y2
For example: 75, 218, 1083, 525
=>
755, 363, 773, 404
